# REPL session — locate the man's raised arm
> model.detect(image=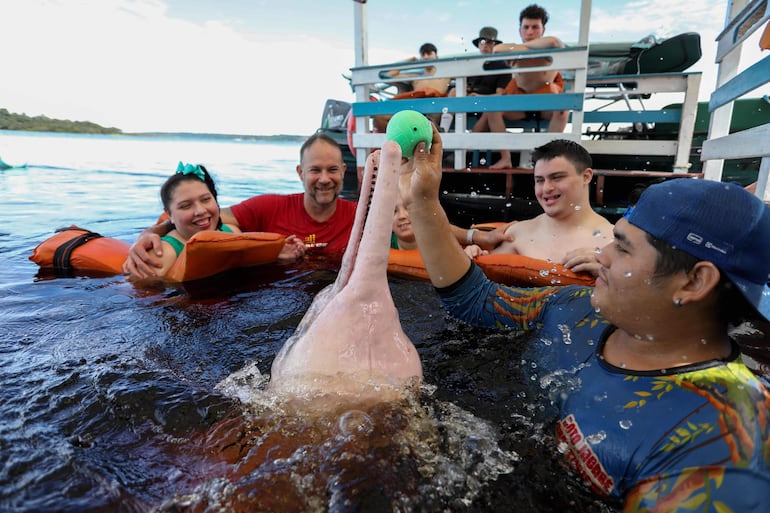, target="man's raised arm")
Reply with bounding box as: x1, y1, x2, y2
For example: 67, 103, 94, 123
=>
398, 125, 471, 288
